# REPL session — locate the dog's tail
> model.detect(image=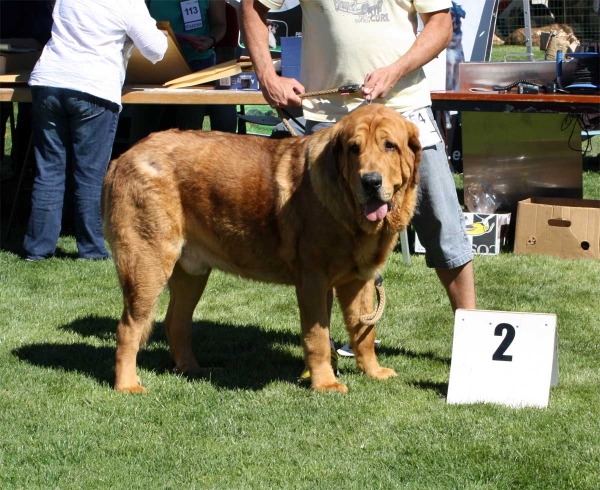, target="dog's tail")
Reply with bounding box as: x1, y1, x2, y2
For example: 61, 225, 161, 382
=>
102, 149, 185, 346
